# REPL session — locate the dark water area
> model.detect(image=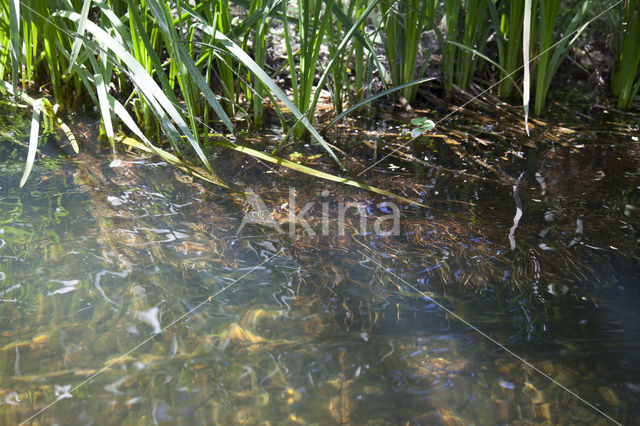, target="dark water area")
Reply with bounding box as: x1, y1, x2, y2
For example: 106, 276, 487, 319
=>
0, 99, 639, 424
